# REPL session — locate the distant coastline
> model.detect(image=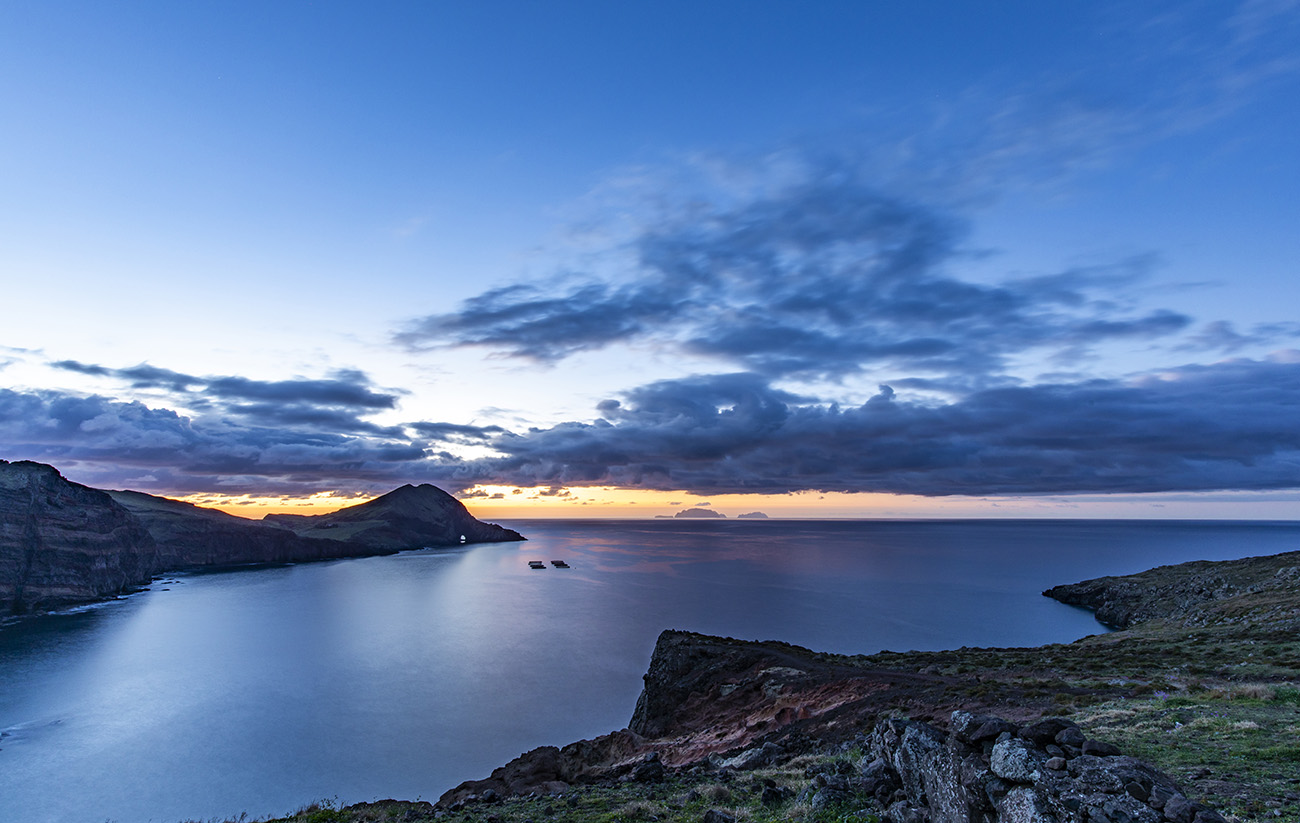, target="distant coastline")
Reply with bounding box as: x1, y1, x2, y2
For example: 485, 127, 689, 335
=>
0, 458, 522, 616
